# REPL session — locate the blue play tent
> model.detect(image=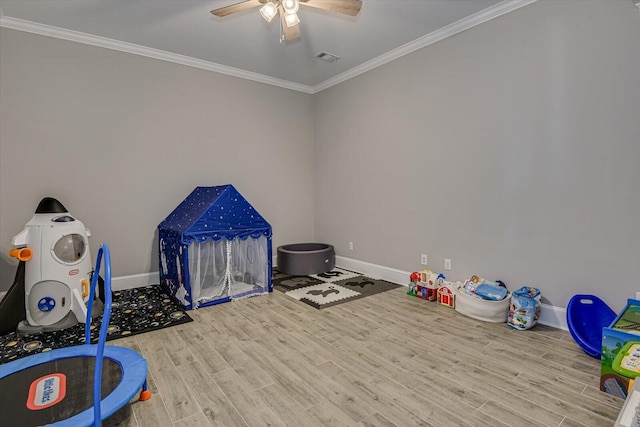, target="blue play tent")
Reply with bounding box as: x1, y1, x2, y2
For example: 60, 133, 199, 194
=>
158, 185, 272, 309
